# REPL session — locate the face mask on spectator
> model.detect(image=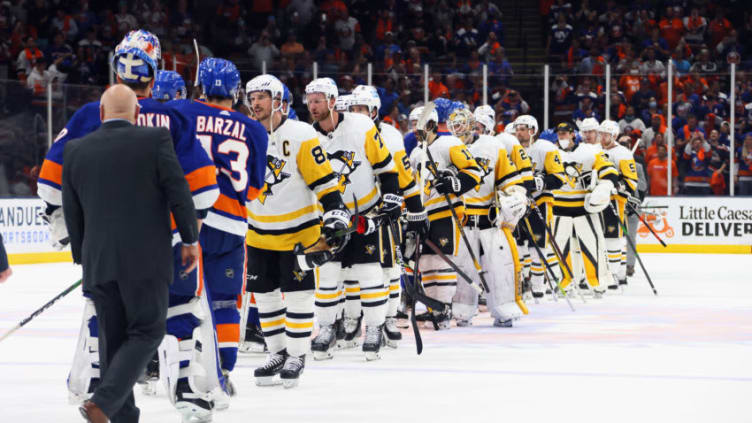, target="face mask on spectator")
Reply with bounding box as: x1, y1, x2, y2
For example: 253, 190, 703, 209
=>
649, 101, 657, 108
